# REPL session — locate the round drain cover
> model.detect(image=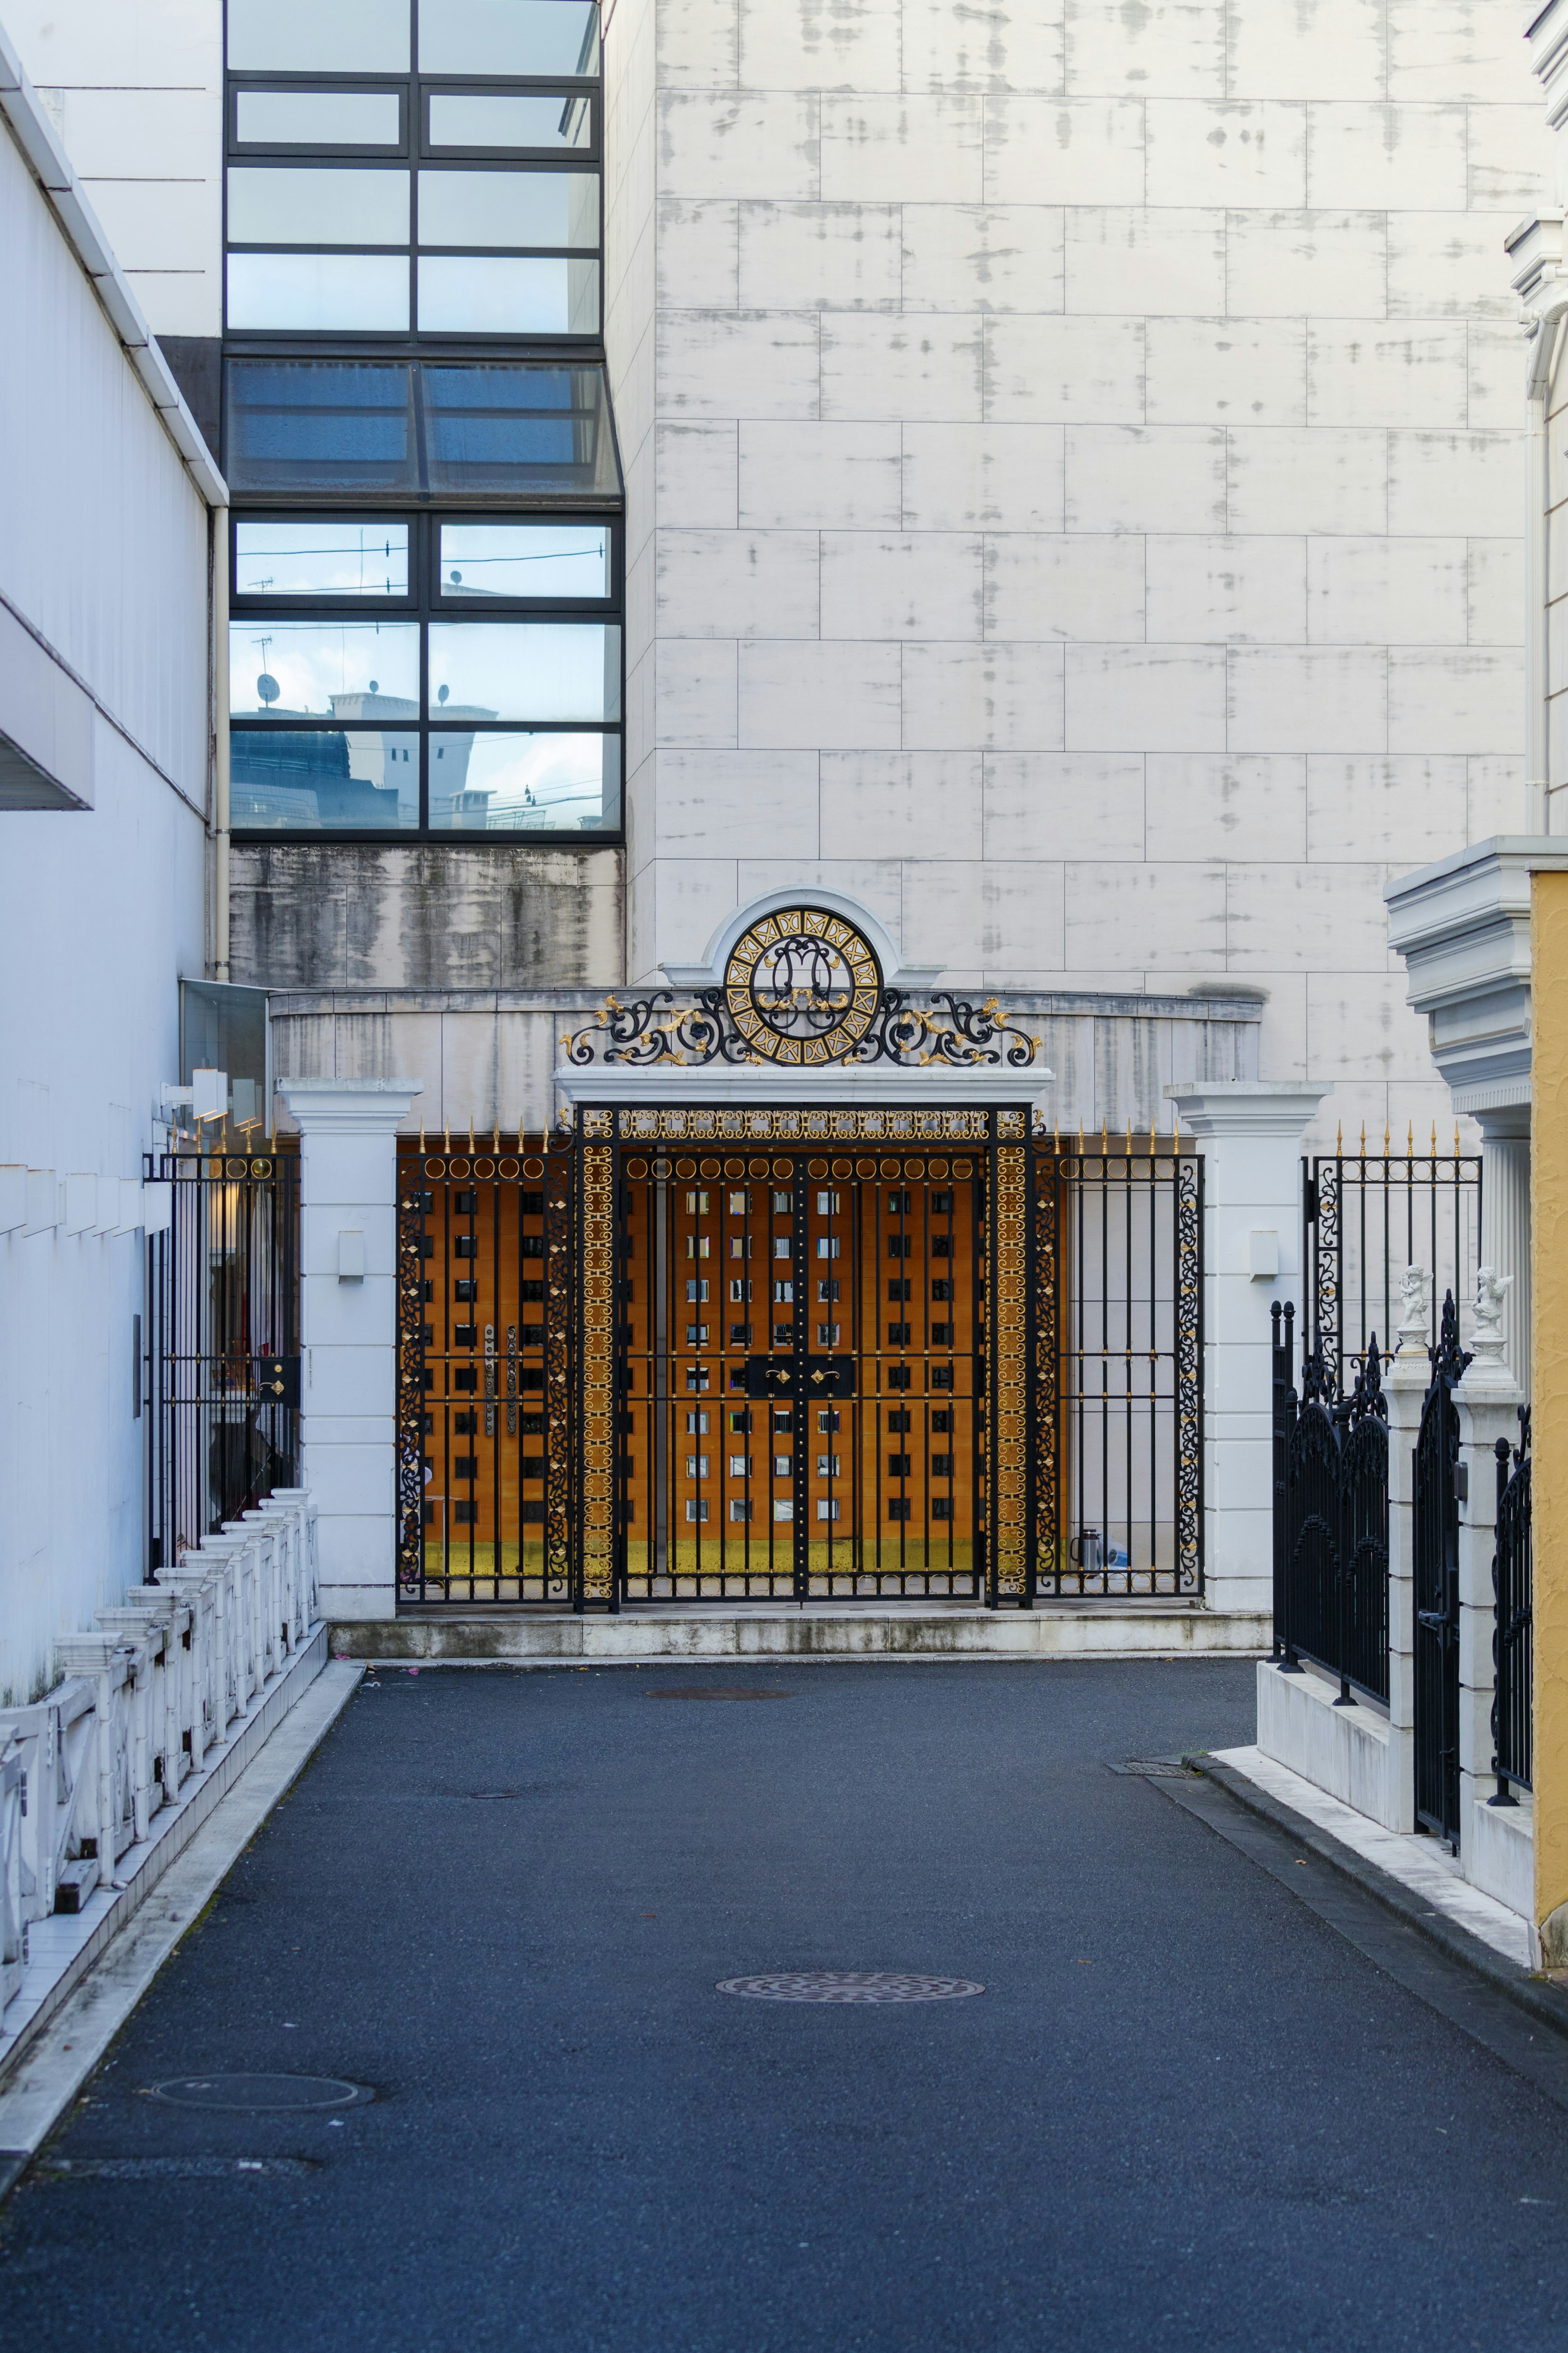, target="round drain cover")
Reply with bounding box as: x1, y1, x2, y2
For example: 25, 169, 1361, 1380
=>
149, 2074, 373, 2112
717, 1972, 984, 2003
648, 1687, 791, 1701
